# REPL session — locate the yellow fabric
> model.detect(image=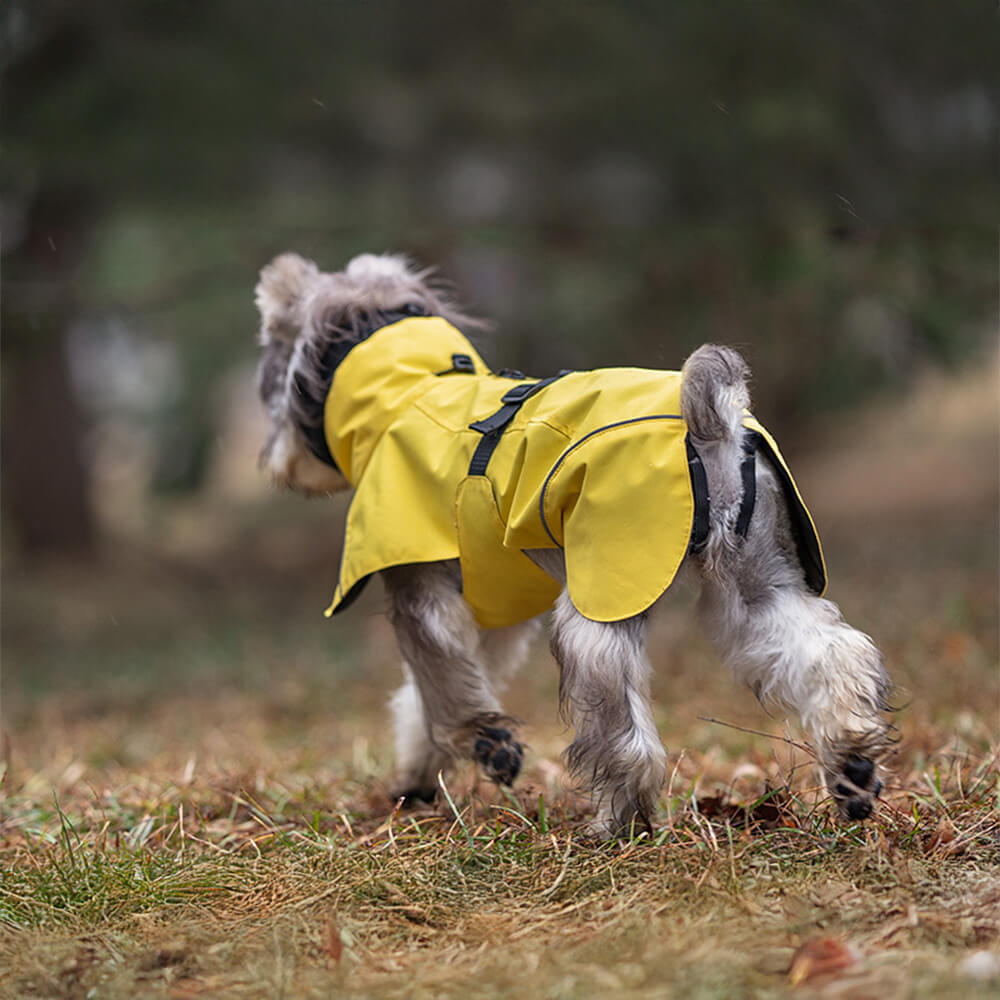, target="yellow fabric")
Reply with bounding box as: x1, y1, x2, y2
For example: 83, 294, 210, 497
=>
323, 316, 825, 626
